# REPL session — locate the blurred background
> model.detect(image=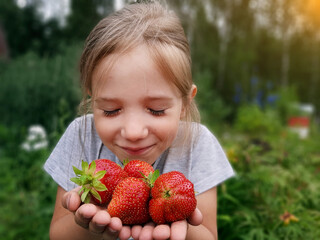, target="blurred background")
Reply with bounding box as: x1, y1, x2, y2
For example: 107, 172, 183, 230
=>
0, 0, 319, 239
